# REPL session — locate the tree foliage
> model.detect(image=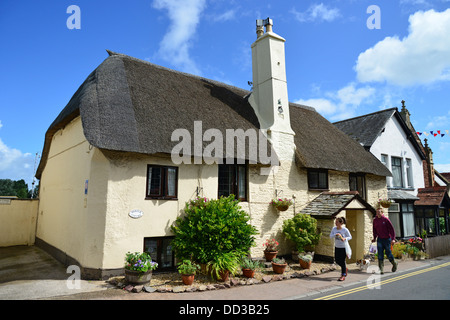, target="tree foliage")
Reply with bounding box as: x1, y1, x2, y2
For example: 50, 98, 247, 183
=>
0, 179, 38, 198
